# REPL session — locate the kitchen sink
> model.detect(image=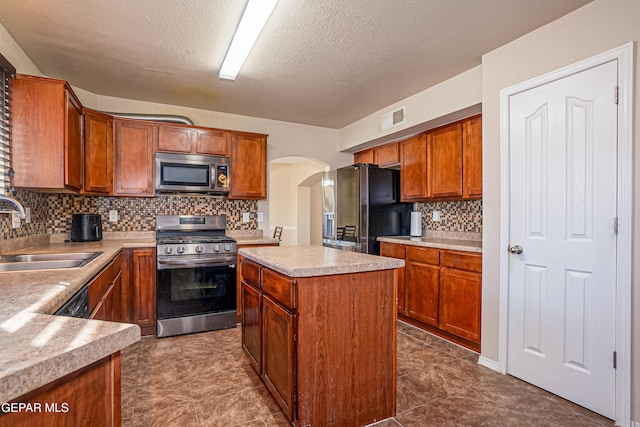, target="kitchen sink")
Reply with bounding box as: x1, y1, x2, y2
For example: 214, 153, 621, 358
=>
0, 251, 103, 272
